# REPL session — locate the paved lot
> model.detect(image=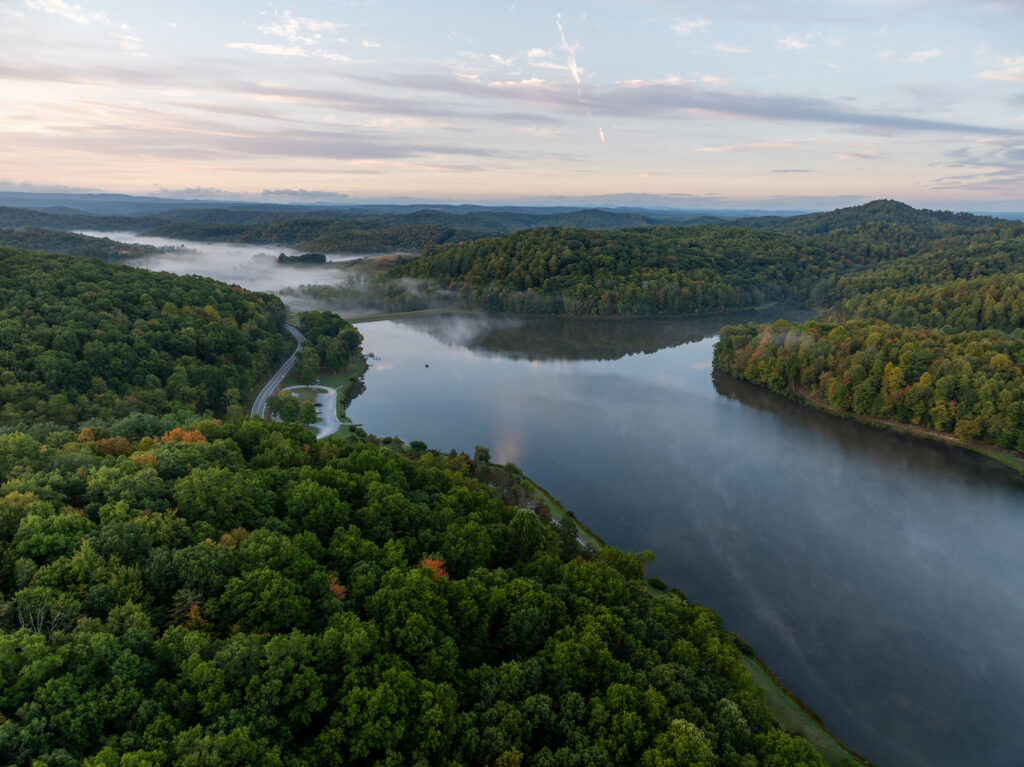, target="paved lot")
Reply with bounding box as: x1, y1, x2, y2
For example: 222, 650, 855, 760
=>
282, 385, 341, 439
